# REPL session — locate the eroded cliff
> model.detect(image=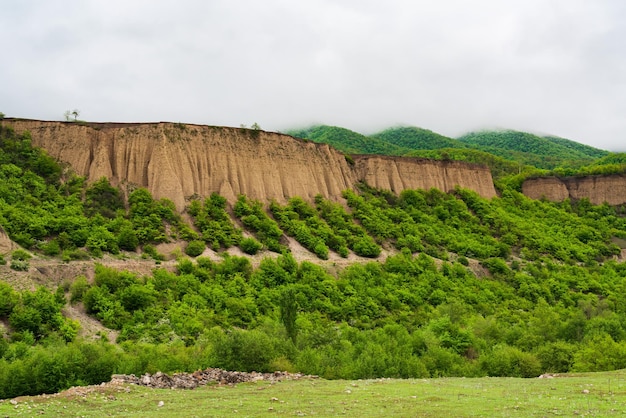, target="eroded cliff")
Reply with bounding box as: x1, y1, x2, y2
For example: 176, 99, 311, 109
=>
3, 119, 496, 209
522, 175, 626, 206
